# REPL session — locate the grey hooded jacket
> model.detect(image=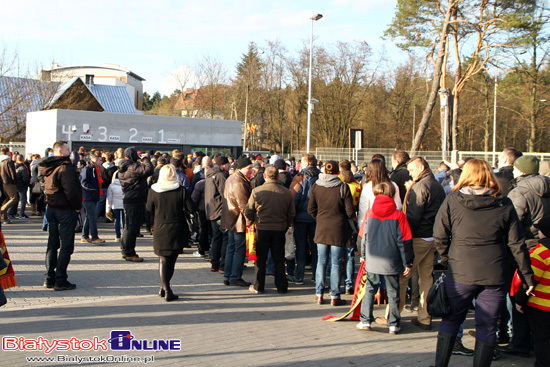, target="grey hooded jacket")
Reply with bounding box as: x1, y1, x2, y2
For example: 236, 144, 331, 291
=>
508, 174, 550, 239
